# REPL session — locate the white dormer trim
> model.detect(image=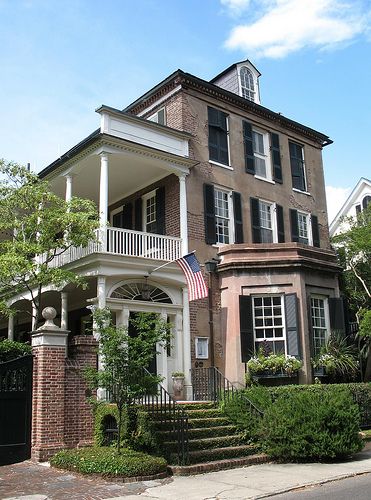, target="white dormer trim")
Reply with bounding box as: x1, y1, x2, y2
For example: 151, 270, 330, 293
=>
237, 62, 261, 105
